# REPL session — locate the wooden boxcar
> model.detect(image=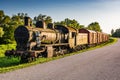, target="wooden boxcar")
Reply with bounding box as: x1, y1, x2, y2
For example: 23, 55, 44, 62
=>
104, 33, 109, 42
96, 32, 103, 44
79, 29, 97, 45
102, 33, 106, 42
76, 33, 88, 46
